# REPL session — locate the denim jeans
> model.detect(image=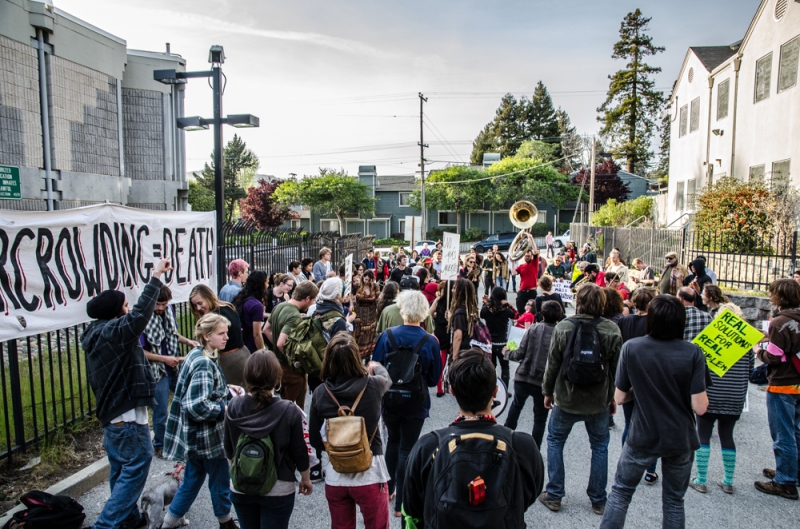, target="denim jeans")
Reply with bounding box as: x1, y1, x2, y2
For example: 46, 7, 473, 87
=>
600, 445, 693, 529
510, 274, 517, 291
231, 492, 295, 529
622, 401, 657, 475
504, 380, 549, 449
546, 405, 610, 505
495, 277, 508, 290
491, 345, 510, 389
383, 414, 425, 512
93, 422, 153, 529
168, 458, 232, 519
152, 376, 170, 449
766, 391, 800, 485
